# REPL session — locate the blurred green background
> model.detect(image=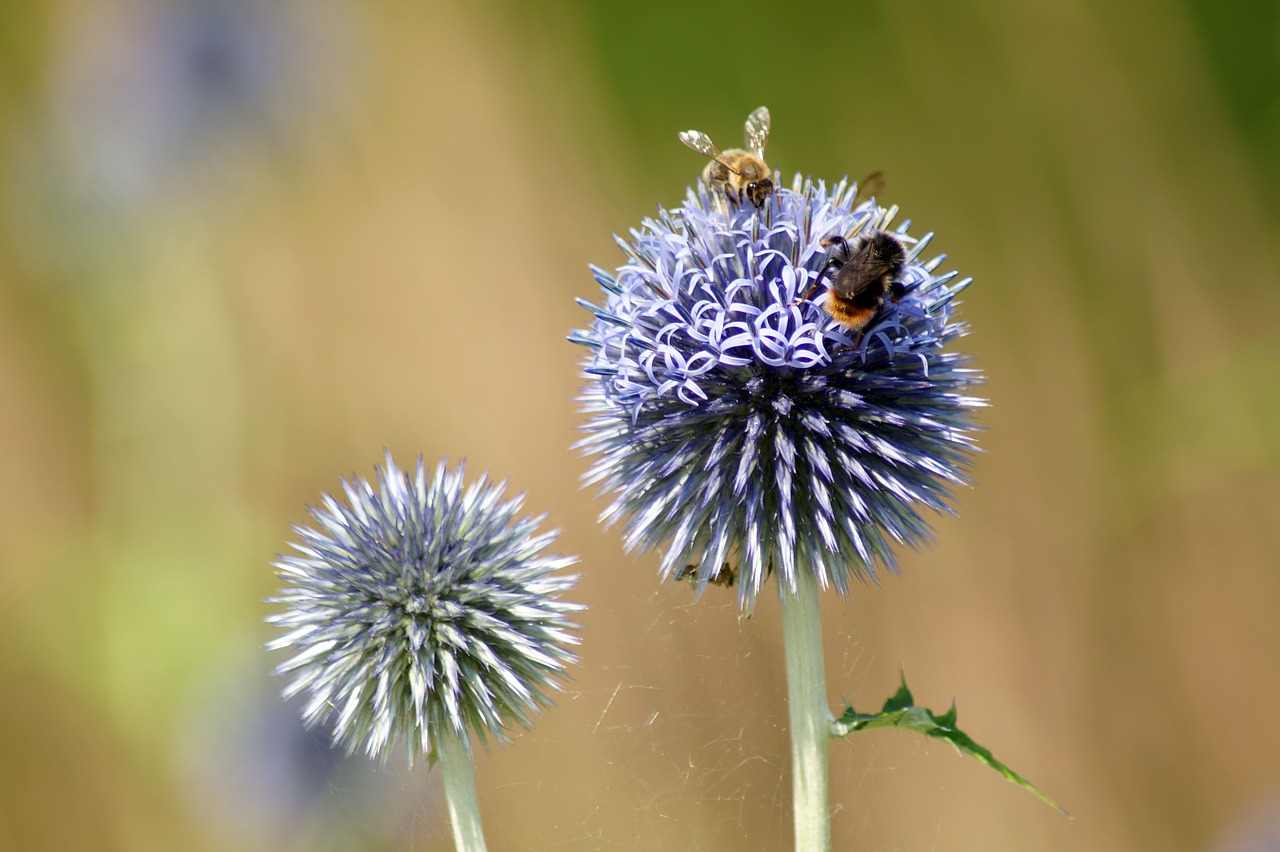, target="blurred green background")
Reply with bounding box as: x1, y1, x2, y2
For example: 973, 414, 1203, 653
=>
2, 0, 1278, 849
